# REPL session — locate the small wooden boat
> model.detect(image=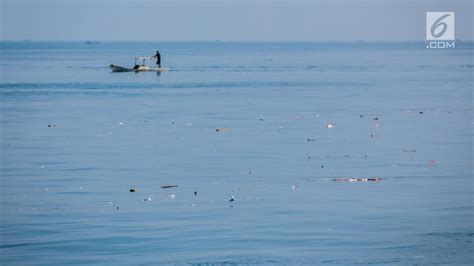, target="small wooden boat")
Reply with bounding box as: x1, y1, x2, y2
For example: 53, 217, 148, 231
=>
109, 57, 169, 72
